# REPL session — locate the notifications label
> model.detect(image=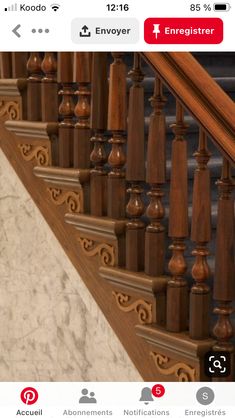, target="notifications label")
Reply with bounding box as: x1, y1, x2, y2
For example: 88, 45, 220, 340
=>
144, 18, 223, 44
